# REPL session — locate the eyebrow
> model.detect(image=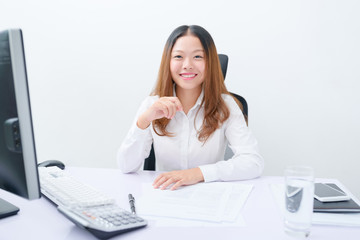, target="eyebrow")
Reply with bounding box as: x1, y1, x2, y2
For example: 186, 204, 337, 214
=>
172, 49, 204, 53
